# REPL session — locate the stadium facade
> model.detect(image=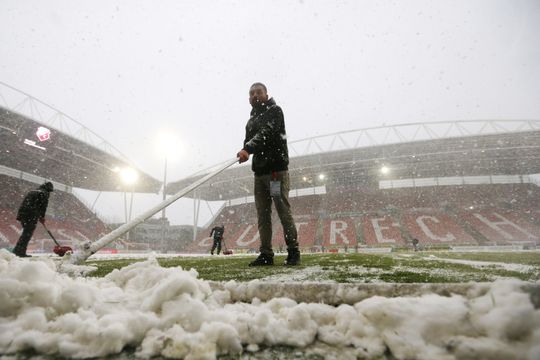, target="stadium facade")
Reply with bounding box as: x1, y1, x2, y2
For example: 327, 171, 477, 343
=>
0, 82, 162, 253
167, 120, 540, 254
1, 81, 539, 254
